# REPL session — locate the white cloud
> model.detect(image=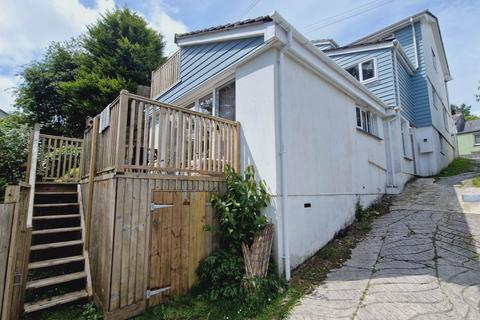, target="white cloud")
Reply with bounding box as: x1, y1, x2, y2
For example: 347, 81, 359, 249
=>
0, 75, 18, 112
